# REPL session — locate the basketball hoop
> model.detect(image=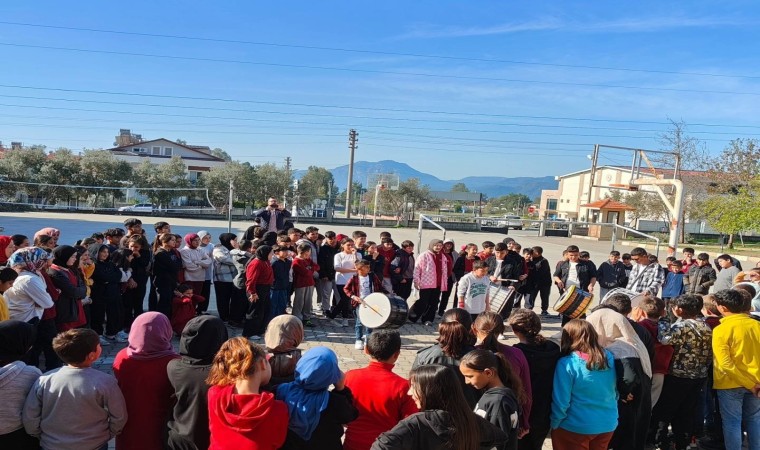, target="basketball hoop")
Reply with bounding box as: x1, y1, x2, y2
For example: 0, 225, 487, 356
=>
609, 183, 639, 191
